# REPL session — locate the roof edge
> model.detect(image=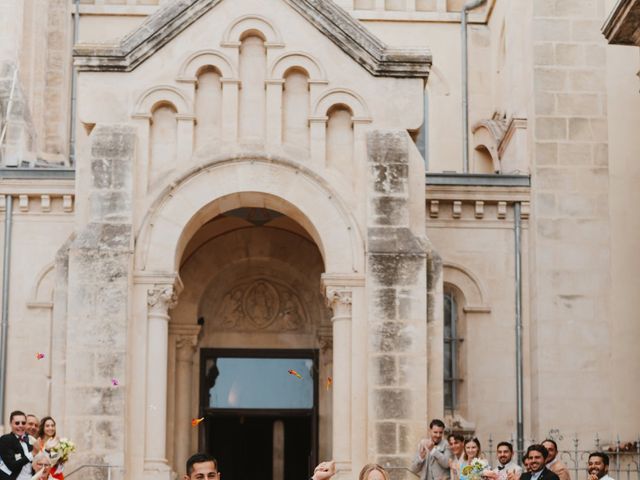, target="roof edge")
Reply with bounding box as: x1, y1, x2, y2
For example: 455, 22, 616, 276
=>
73, 0, 431, 78
602, 0, 640, 45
